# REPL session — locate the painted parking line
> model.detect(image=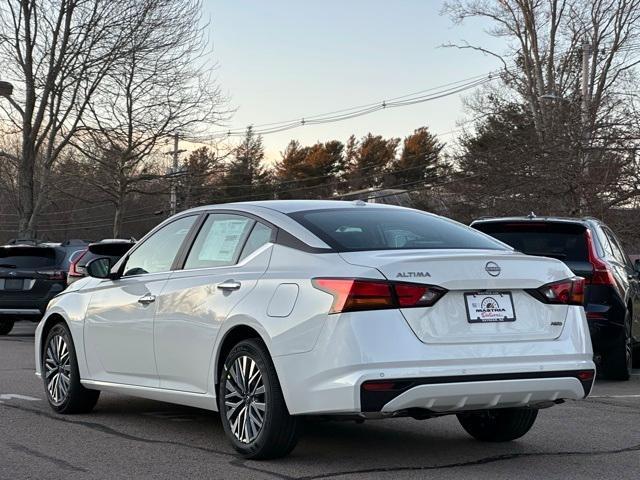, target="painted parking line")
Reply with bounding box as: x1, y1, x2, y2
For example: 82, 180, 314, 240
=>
590, 394, 640, 398
0, 393, 41, 404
